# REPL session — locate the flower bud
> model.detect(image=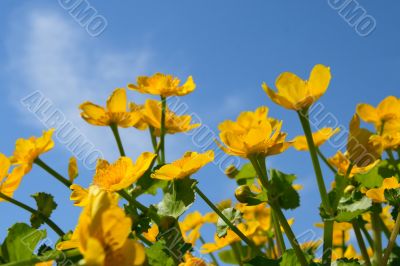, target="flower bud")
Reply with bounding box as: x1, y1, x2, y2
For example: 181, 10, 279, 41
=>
344, 185, 355, 194
225, 165, 239, 179
235, 185, 257, 203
